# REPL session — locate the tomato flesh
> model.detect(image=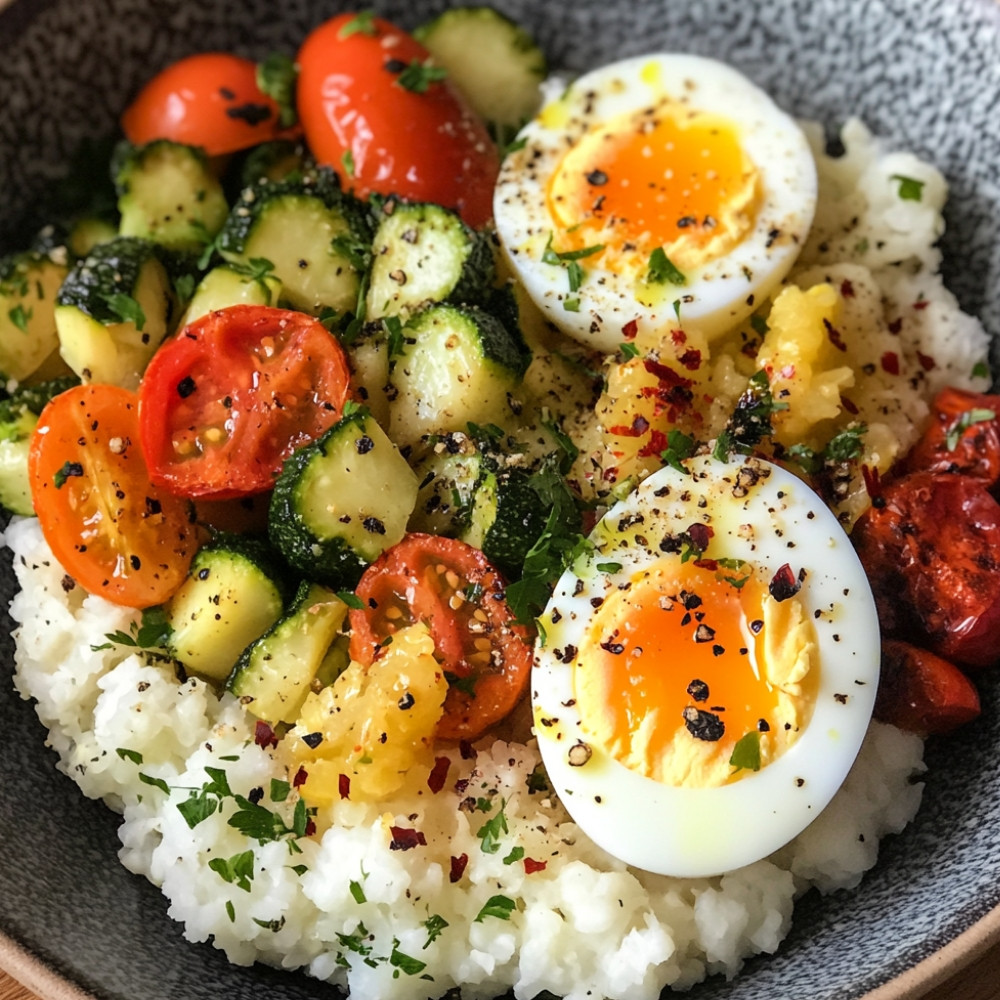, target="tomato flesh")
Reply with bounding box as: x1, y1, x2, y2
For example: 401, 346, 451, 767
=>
296, 13, 500, 227
121, 52, 286, 156
29, 384, 197, 608
903, 386, 1000, 488
138, 305, 351, 500
853, 471, 1000, 668
875, 640, 981, 736
349, 534, 532, 740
